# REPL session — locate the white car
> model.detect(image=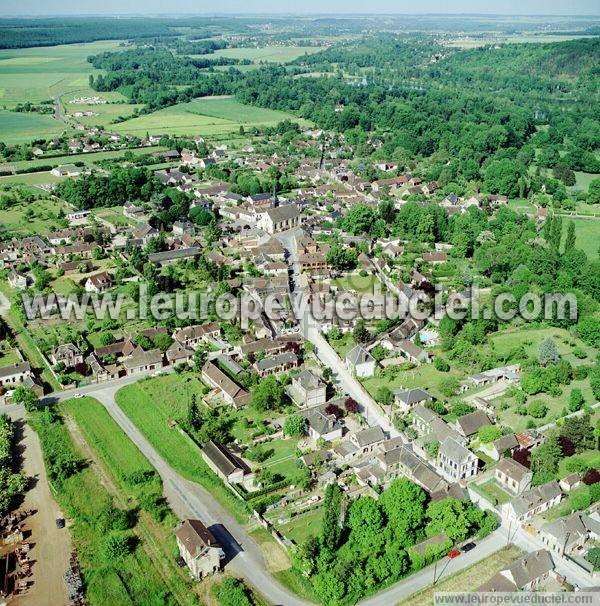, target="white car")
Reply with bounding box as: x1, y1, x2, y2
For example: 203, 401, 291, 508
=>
73, 393, 84, 399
